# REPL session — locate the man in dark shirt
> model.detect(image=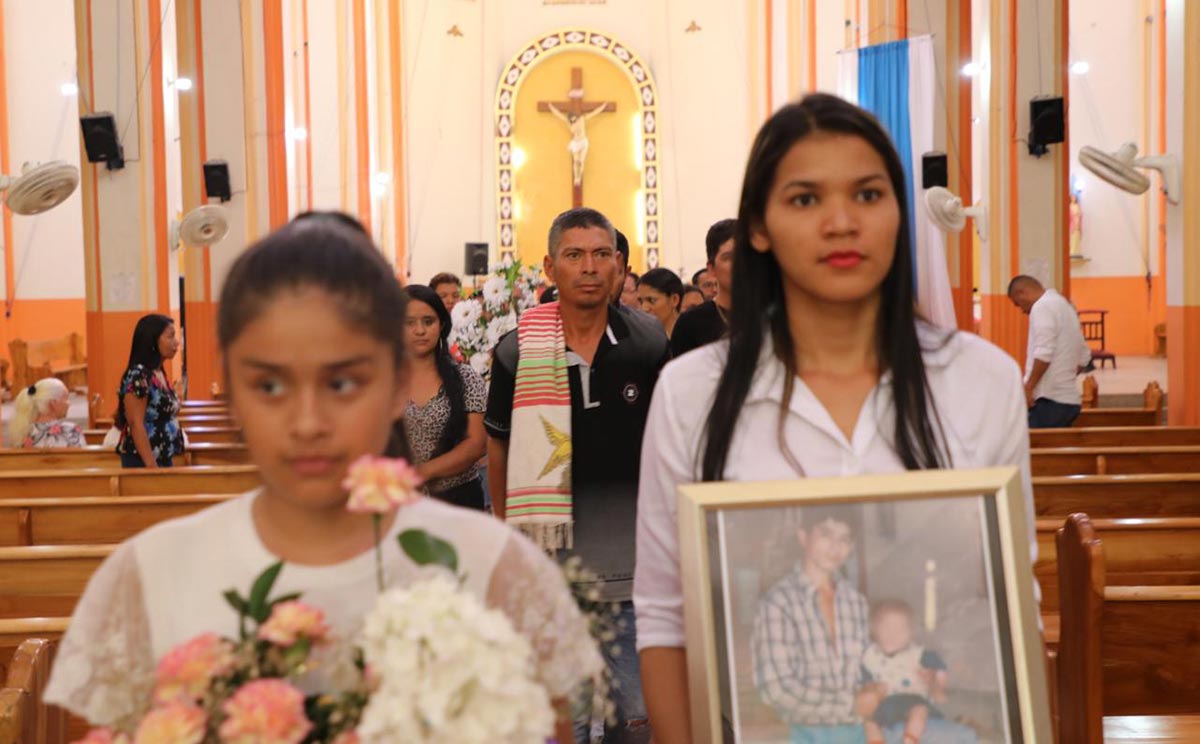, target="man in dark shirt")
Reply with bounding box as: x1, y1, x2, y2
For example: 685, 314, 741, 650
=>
671, 218, 735, 358
486, 207, 668, 744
